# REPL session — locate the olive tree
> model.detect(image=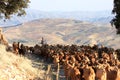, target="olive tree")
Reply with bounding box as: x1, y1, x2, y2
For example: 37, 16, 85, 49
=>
0, 0, 30, 19
111, 0, 120, 34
